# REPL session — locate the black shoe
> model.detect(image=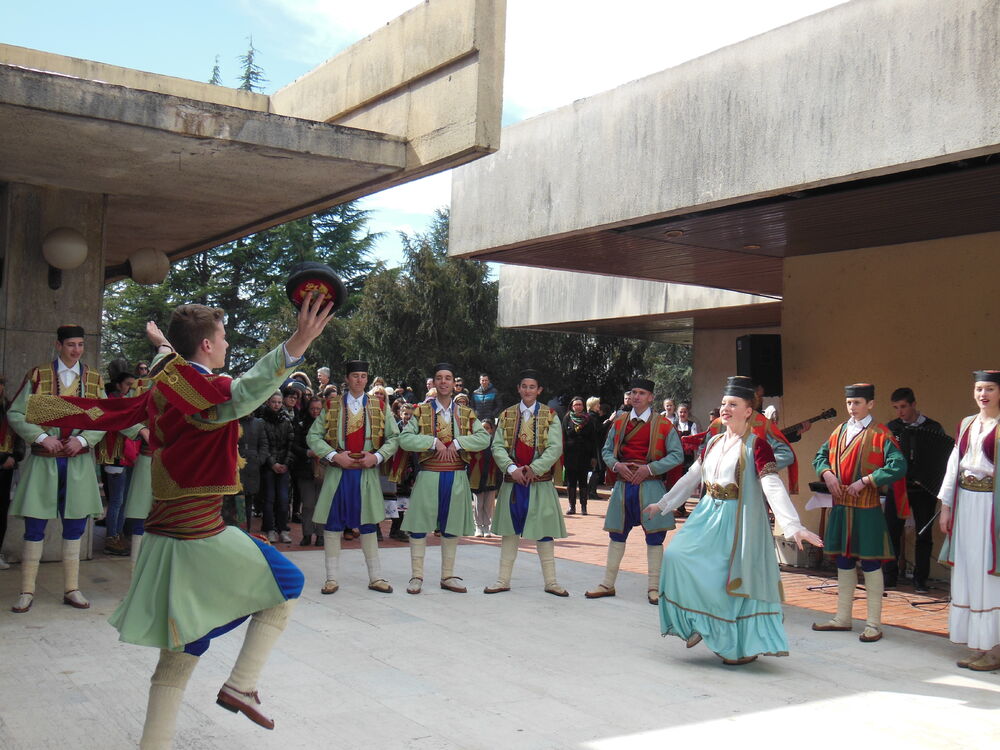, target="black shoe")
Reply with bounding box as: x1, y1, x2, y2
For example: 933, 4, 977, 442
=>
566, 507, 576, 516
914, 580, 929, 593
299, 534, 312, 547
314, 536, 323, 547
581, 504, 588, 515
292, 513, 302, 524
